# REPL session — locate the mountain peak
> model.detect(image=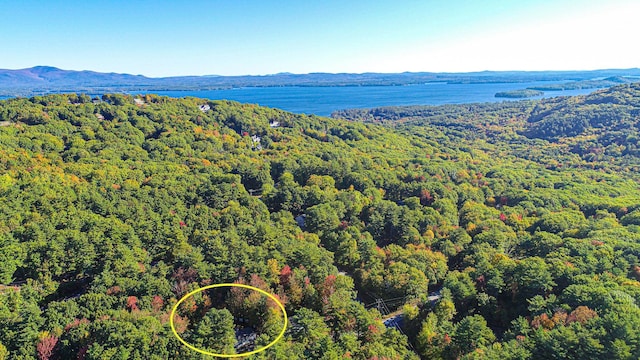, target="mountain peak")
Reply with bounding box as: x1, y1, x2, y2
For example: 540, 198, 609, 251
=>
28, 66, 63, 74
